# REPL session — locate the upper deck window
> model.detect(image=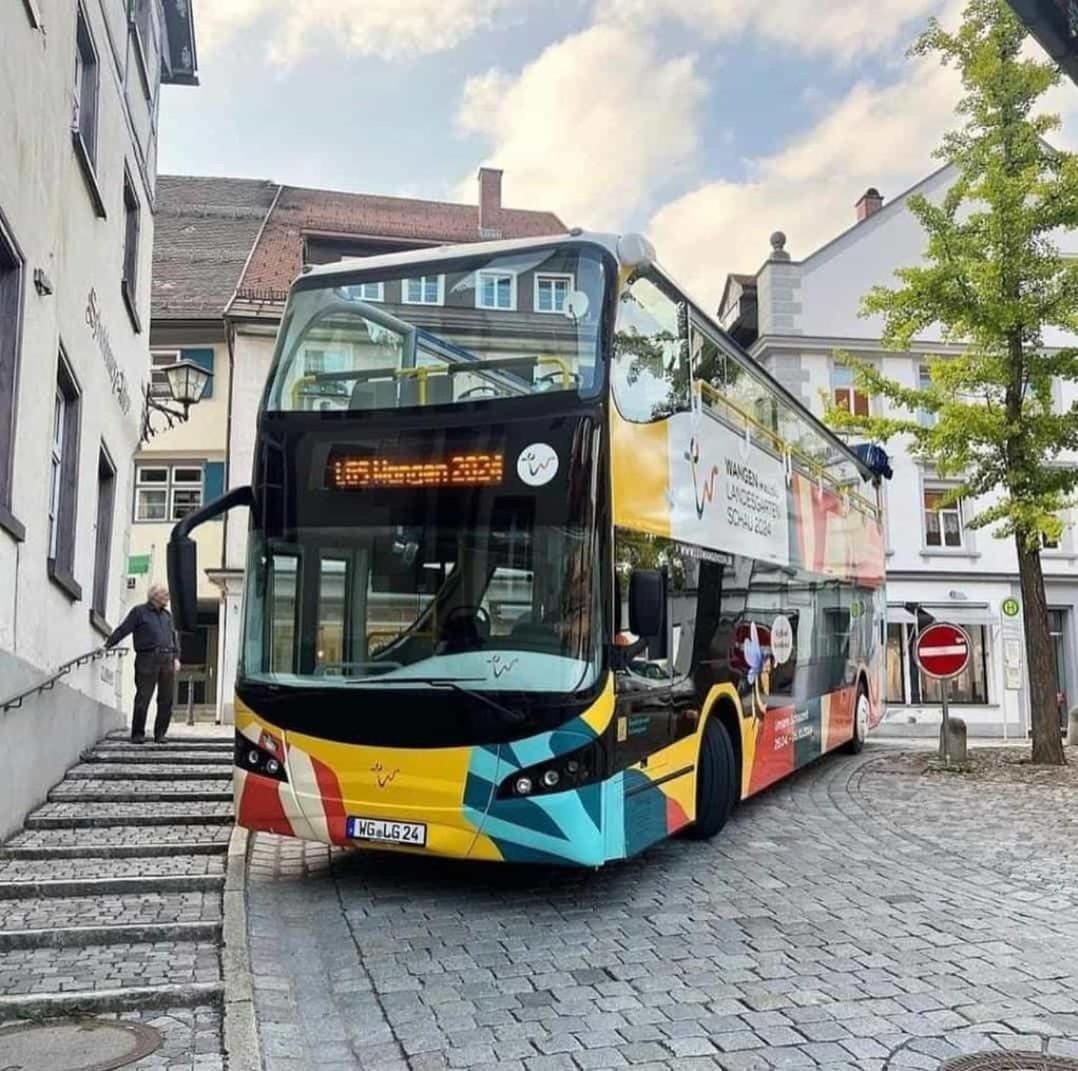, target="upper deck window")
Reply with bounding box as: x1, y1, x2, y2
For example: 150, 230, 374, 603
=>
265, 244, 608, 413
610, 273, 688, 422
